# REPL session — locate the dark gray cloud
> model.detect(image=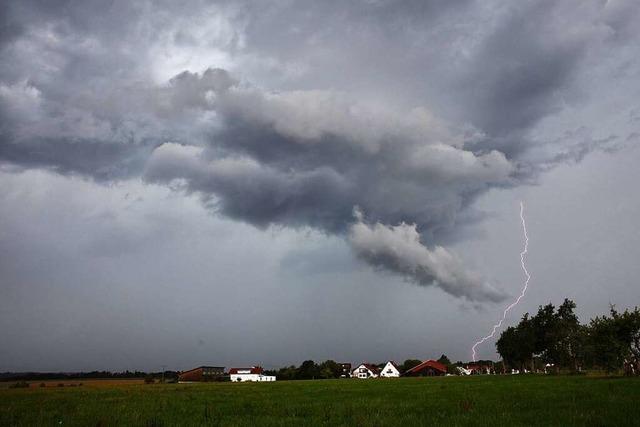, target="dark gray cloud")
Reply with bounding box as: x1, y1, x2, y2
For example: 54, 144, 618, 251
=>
1, 0, 639, 307
349, 210, 506, 302
141, 70, 514, 300
458, 2, 588, 138
0, 138, 154, 179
